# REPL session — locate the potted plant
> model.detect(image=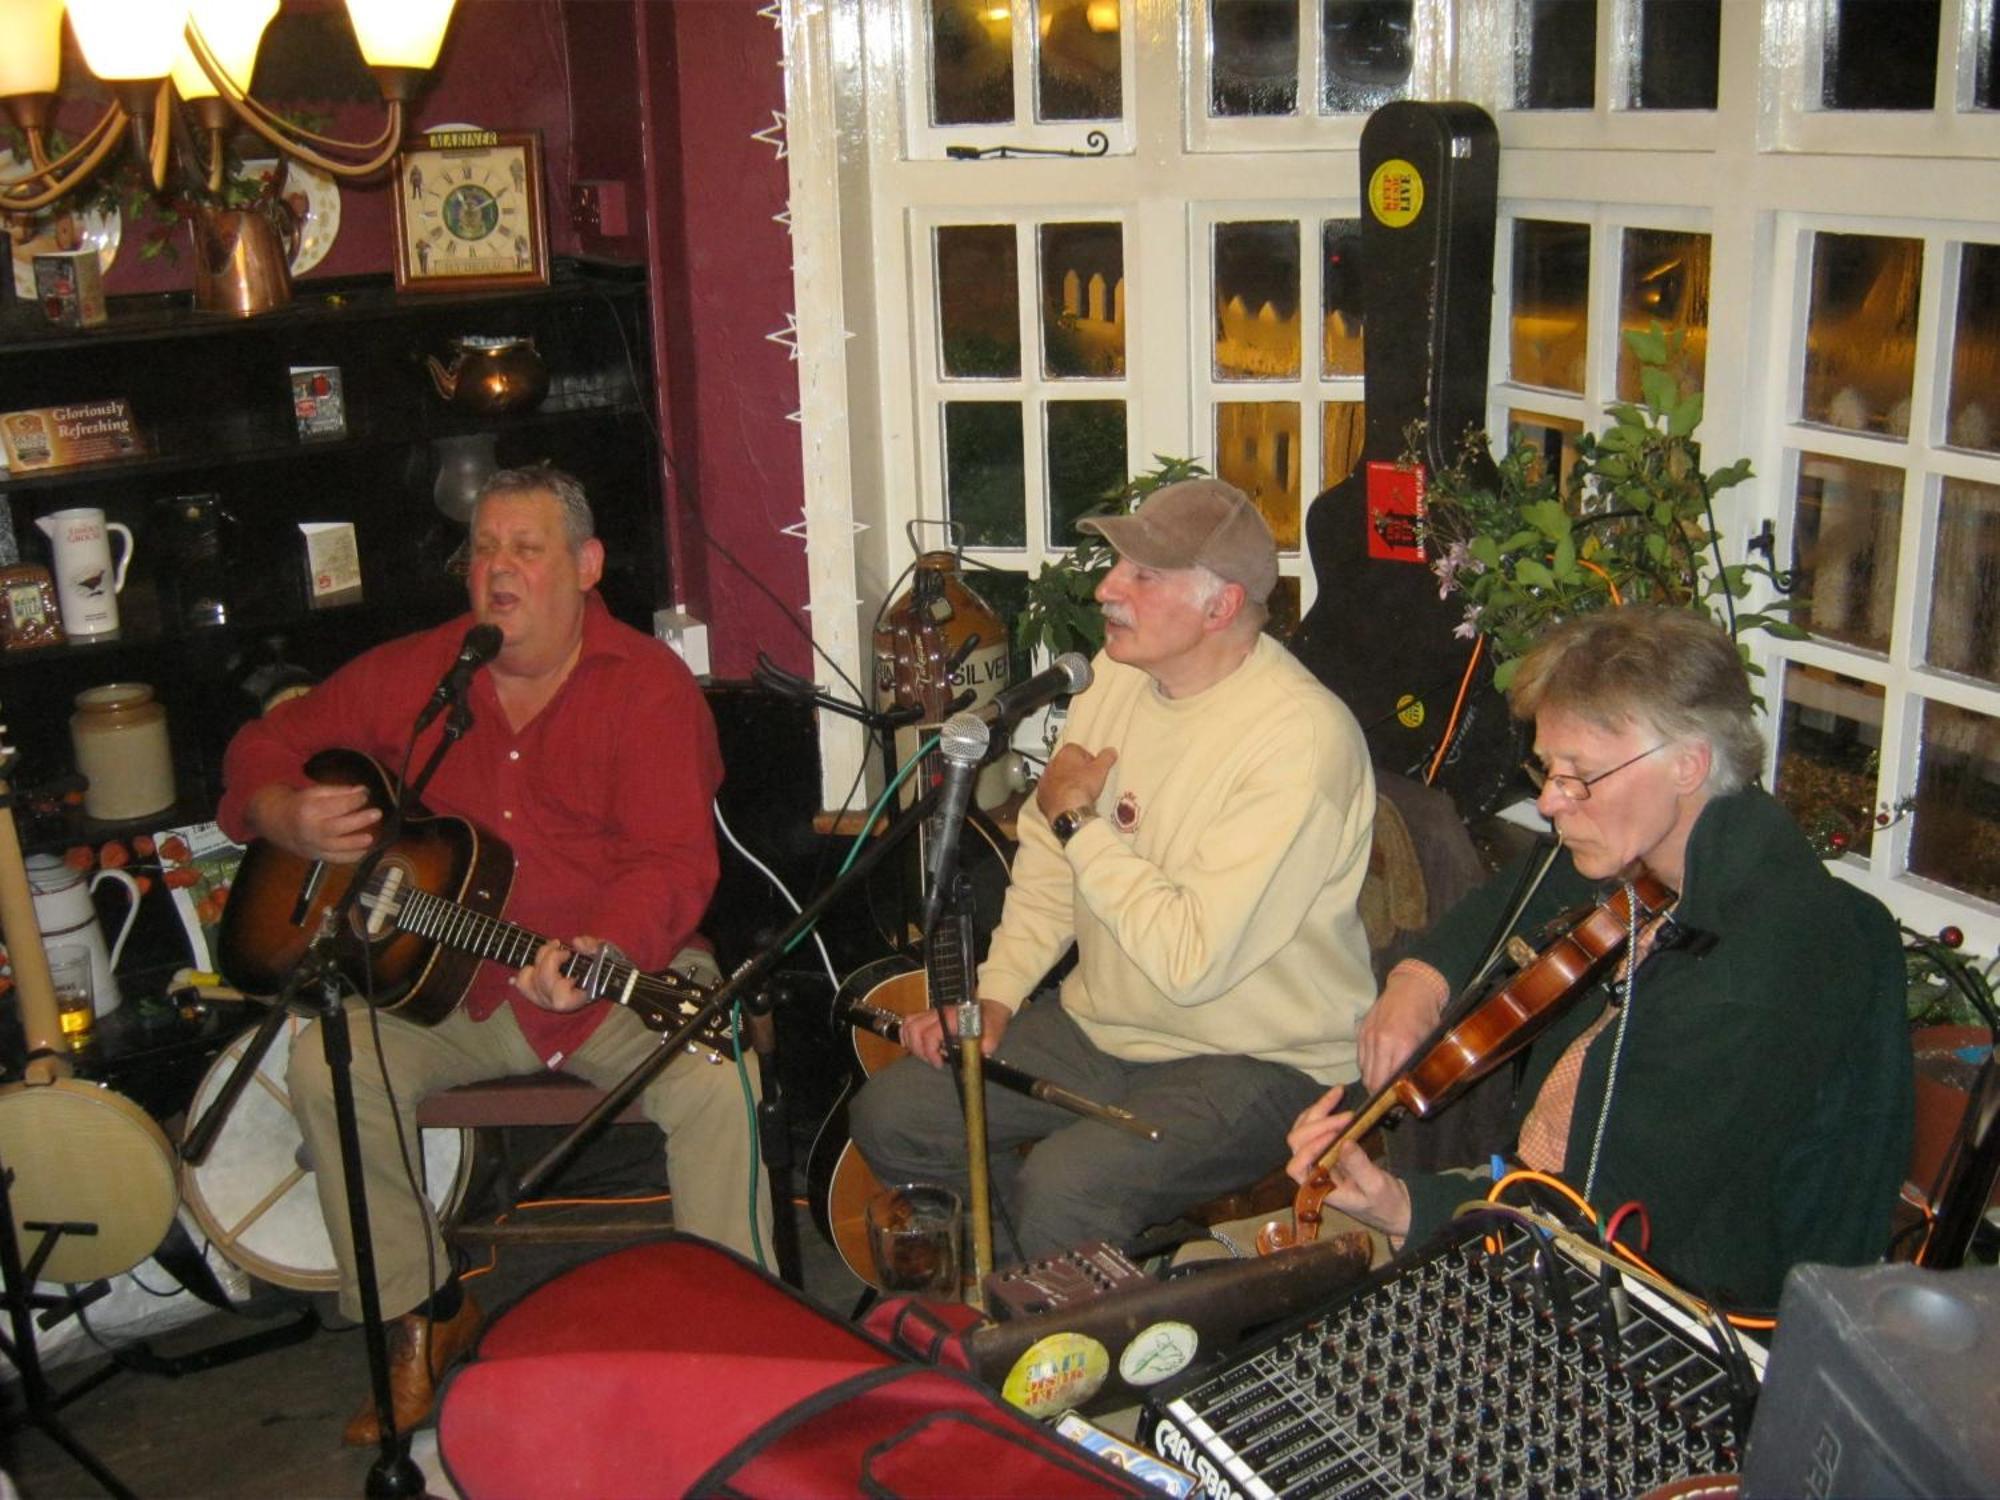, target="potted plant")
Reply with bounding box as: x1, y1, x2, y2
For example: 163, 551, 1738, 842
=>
1013, 455, 1211, 662
1419, 327, 1804, 690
